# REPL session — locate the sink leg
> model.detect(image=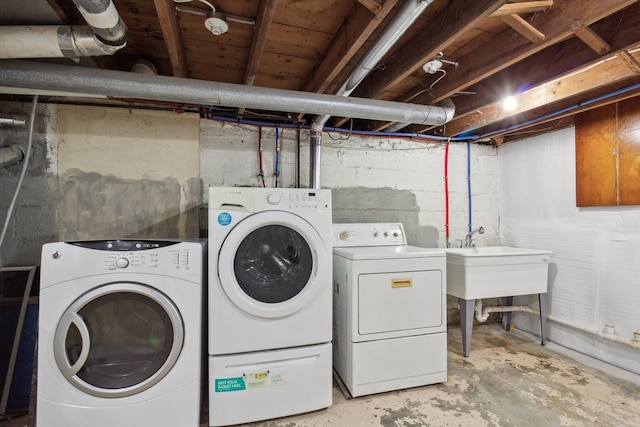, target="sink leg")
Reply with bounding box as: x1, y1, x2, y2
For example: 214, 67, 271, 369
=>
502, 296, 513, 331
539, 293, 548, 346
459, 298, 474, 357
